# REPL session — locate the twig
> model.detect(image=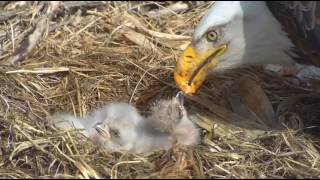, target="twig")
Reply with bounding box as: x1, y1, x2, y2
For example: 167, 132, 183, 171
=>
0, 10, 23, 22
125, 58, 176, 88
129, 67, 152, 103
63, 1, 108, 12
6, 67, 70, 74
0, 95, 10, 119
9, 21, 15, 51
